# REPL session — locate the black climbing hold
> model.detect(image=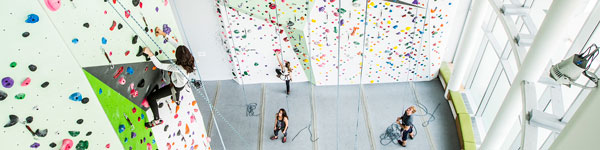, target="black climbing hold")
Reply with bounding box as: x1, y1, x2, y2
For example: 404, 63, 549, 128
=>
22, 32, 30, 37
136, 46, 144, 56
83, 23, 89, 28
4, 115, 18, 127
81, 97, 89, 104
132, 0, 140, 6
144, 27, 149, 32
35, 129, 47, 137
163, 125, 168, 132
28, 64, 37, 72
118, 23, 123, 30
177, 130, 181, 136
49, 142, 56, 148
137, 79, 145, 88
104, 0, 108, 2
76, 119, 84, 124
86, 131, 92, 136
158, 102, 163, 108
26, 116, 33, 123
149, 131, 153, 137
0, 90, 7, 101
132, 35, 138, 44
41, 82, 49, 88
